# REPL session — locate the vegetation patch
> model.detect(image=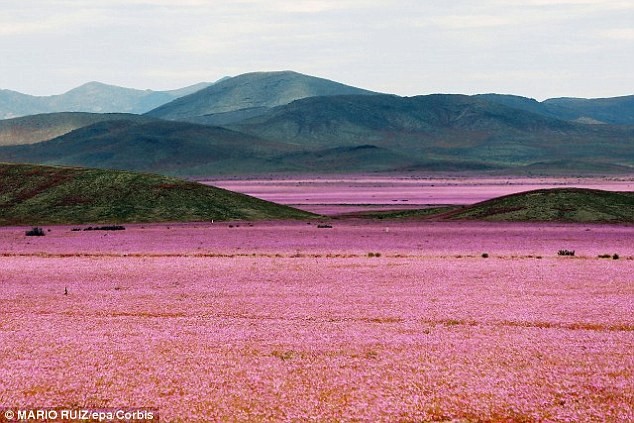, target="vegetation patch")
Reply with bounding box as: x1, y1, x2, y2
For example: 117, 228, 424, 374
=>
0, 163, 315, 225
25, 227, 45, 236
443, 188, 634, 223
